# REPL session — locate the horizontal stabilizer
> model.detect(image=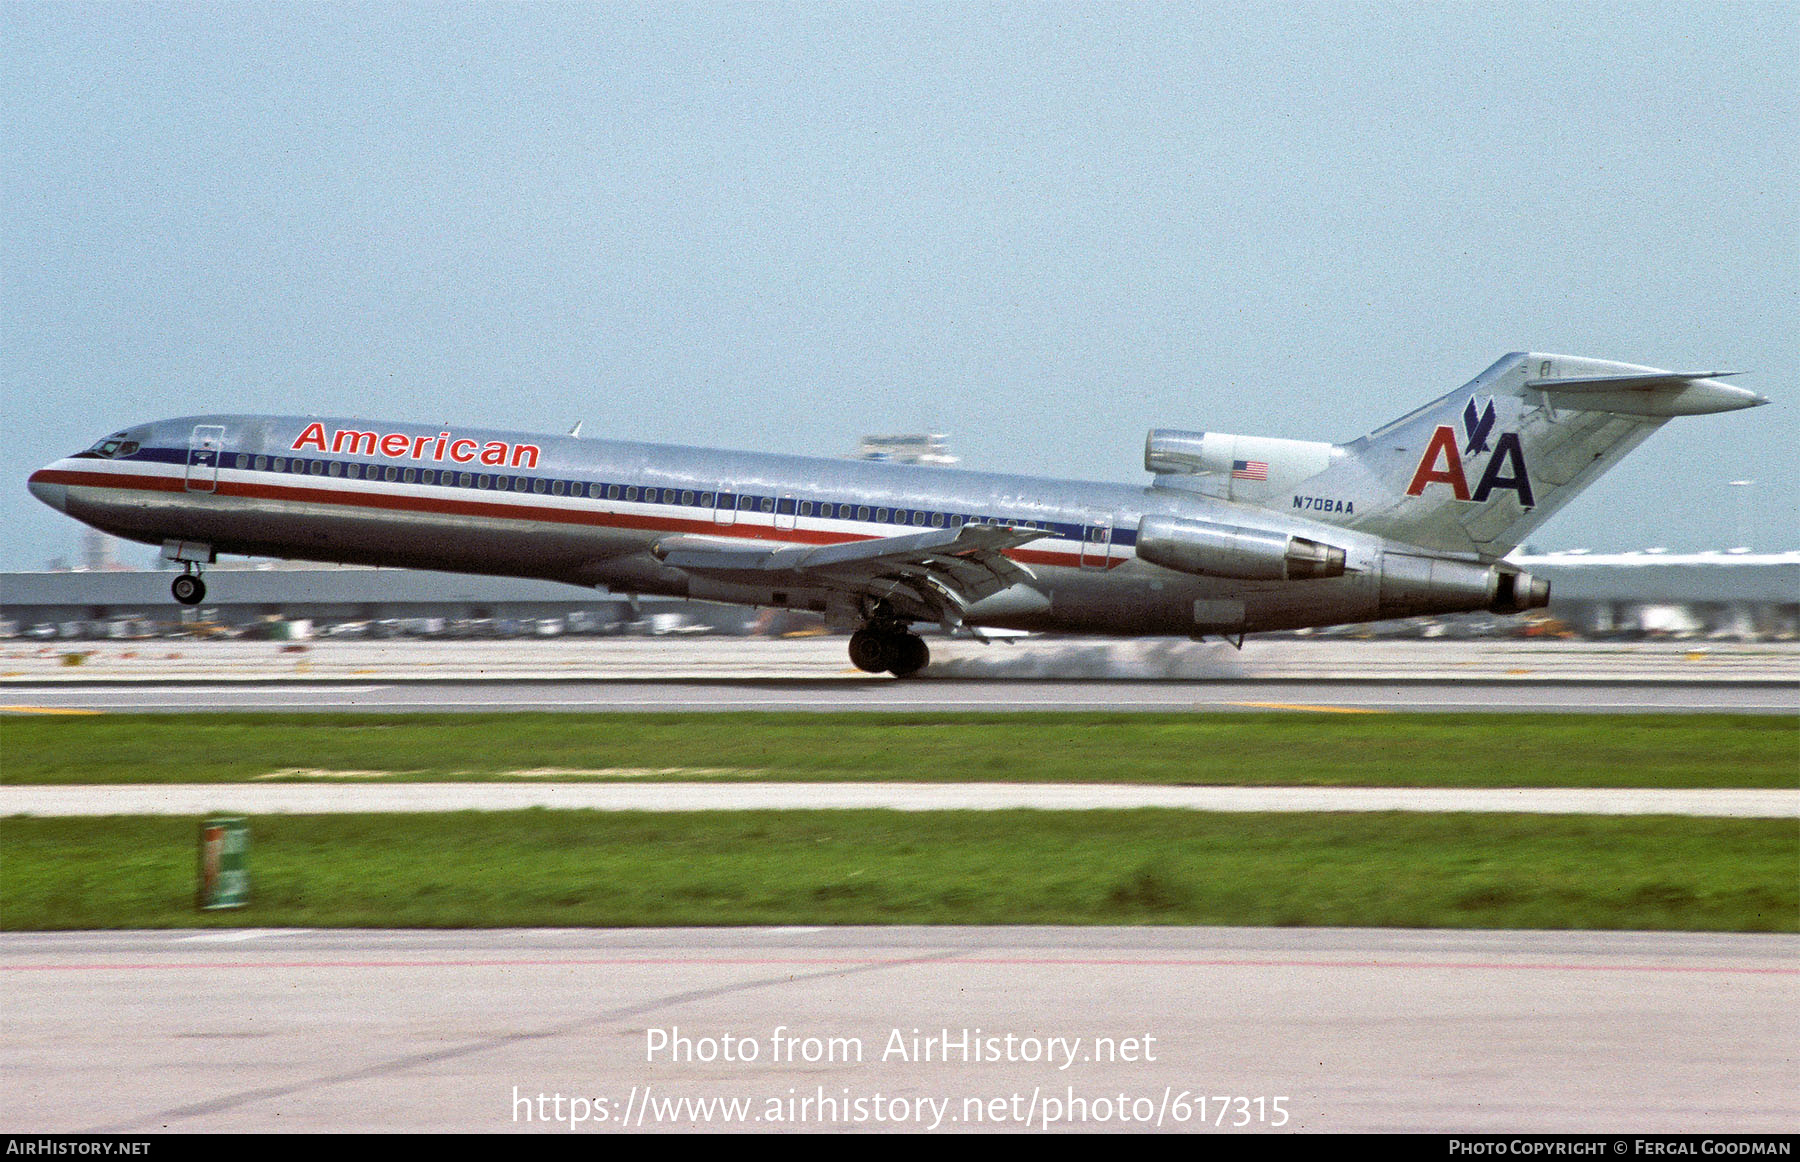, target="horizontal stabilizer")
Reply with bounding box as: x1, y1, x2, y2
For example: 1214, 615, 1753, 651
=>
1521, 368, 1765, 416
1525, 371, 1739, 392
